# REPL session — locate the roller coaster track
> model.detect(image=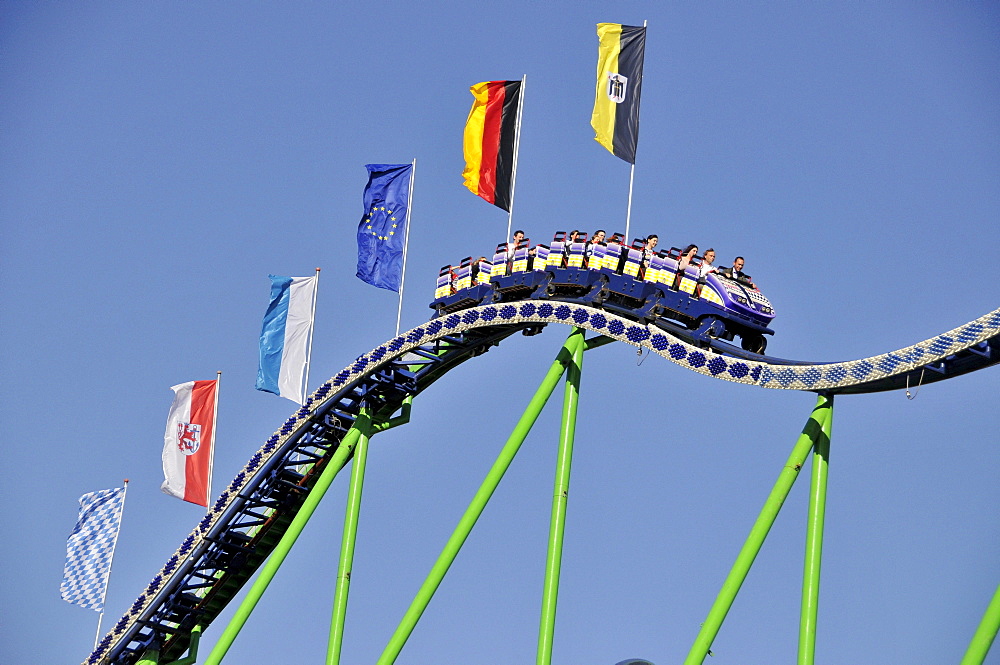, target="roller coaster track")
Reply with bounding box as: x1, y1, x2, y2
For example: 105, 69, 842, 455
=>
85, 301, 1000, 665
